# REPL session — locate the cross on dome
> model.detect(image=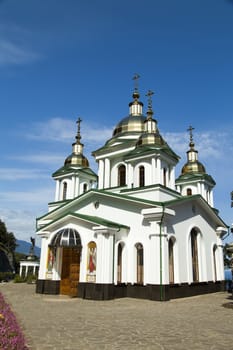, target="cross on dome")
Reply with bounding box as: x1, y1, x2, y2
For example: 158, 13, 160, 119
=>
146, 90, 154, 111
76, 117, 82, 144
132, 73, 140, 92
187, 125, 195, 143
